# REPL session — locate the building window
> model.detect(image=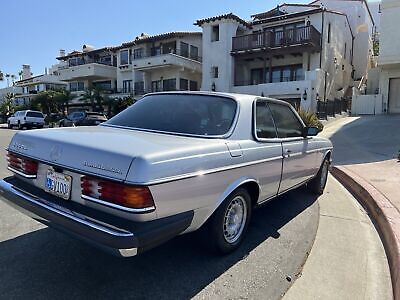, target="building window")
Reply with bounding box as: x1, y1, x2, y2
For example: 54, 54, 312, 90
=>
99, 55, 111, 65
190, 80, 198, 91
120, 50, 129, 65
211, 66, 219, 78
133, 48, 144, 59
180, 78, 189, 90
327, 23, 331, 44
162, 41, 176, 55
134, 81, 144, 94
180, 42, 189, 58
190, 45, 199, 60
212, 25, 220, 42
163, 78, 177, 91
123, 80, 132, 93
93, 80, 111, 91
69, 57, 84, 67
293, 66, 304, 81
69, 82, 84, 92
